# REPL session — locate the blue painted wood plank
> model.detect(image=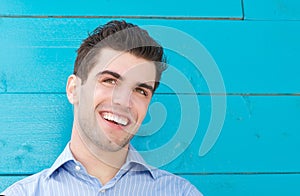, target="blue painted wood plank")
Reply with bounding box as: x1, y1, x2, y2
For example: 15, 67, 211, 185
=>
143, 95, 300, 173
1, 18, 299, 94
0, 176, 26, 193
244, 0, 300, 20
0, 0, 243, 18
0, 94, 72, 173
1, 94, 299, 173
2, 174, 300, 195
183, 174, 300, 196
